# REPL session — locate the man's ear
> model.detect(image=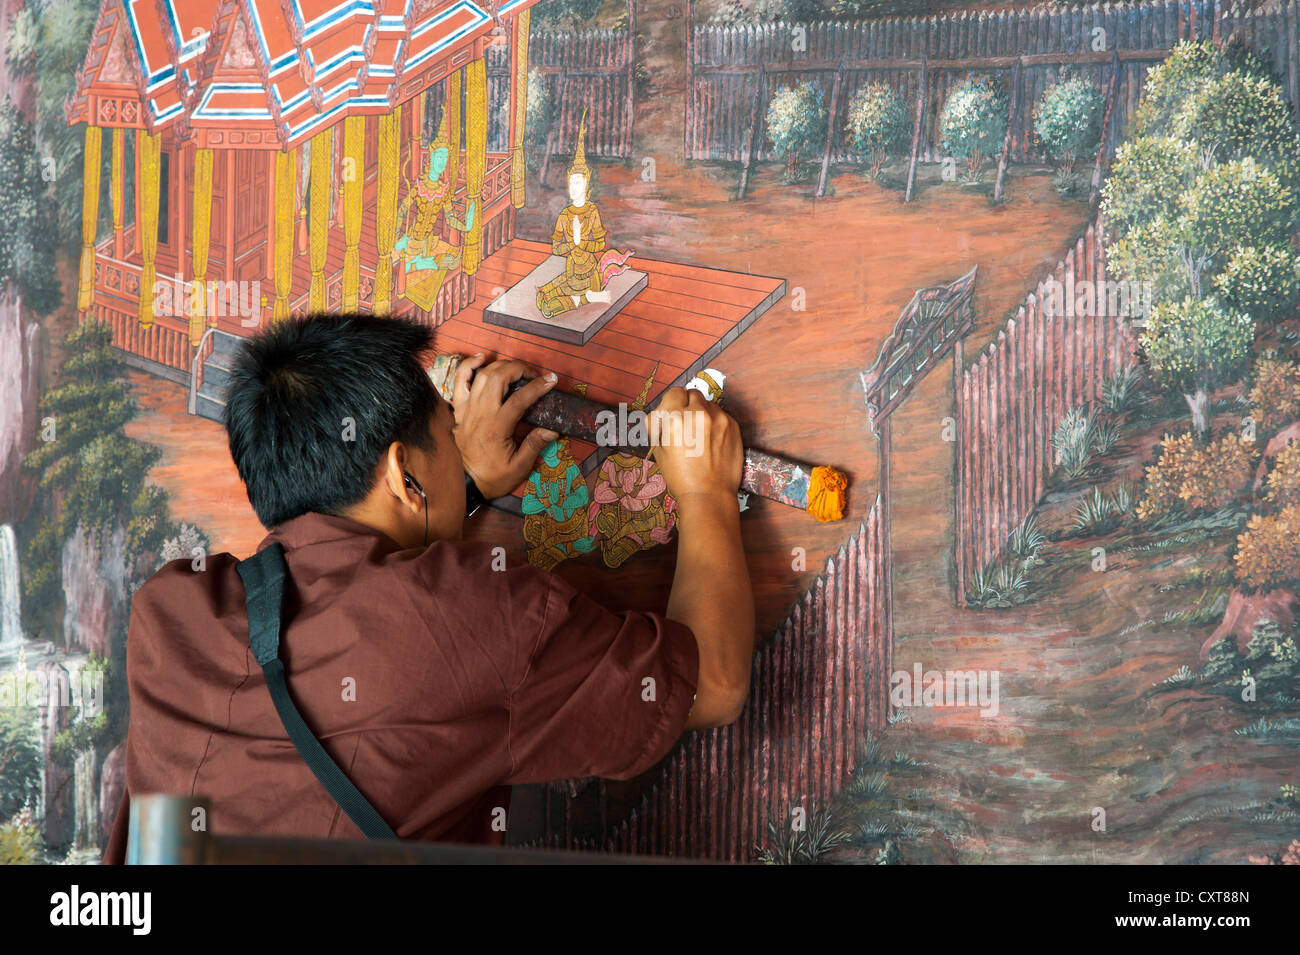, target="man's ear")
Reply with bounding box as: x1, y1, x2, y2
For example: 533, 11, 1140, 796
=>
381, 441, 419, 510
